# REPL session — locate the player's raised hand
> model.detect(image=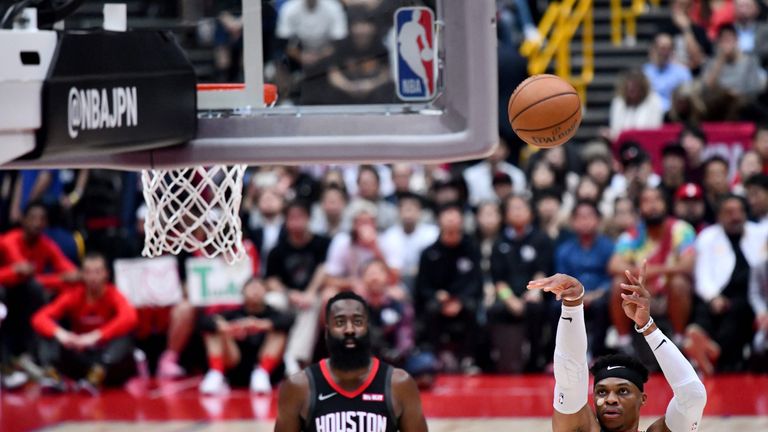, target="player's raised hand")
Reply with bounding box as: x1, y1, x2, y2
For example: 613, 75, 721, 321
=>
527, 273, 584, 302
620, 261, 651, 326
